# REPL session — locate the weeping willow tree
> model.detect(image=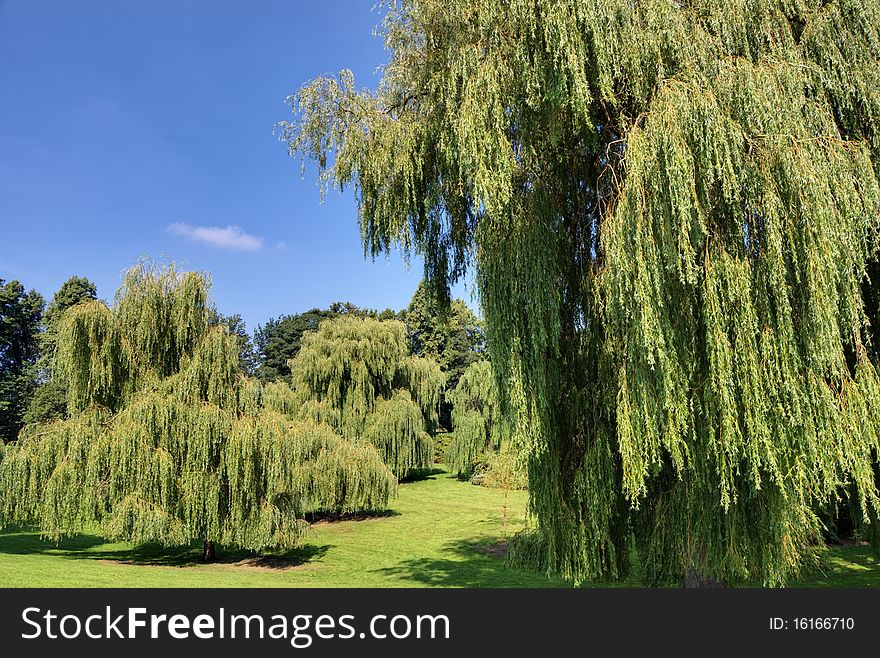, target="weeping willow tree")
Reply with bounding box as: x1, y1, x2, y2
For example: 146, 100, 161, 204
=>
0, 262, 396, 559
281, 0, 880, 586
289, 315, 444, 478
446, 360, 504, 475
